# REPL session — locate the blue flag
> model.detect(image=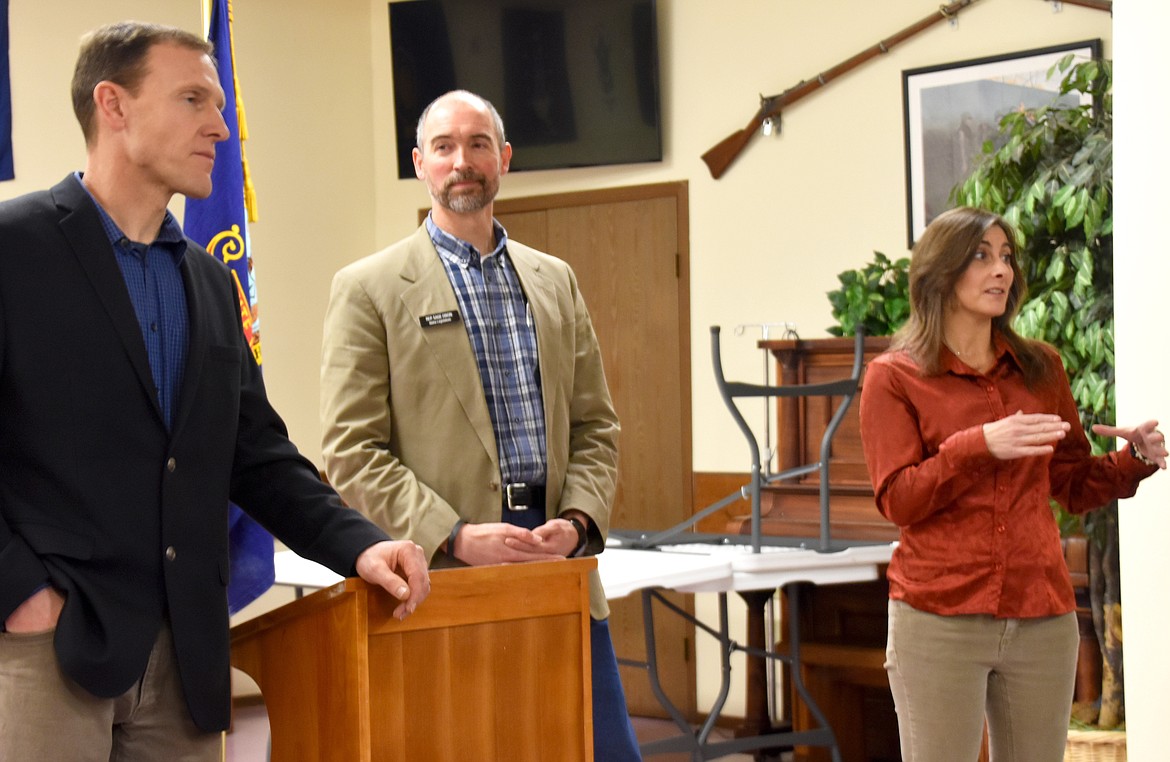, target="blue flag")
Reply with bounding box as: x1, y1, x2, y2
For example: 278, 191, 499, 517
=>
184, 0, 273, 615
1, 0, 14, 181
